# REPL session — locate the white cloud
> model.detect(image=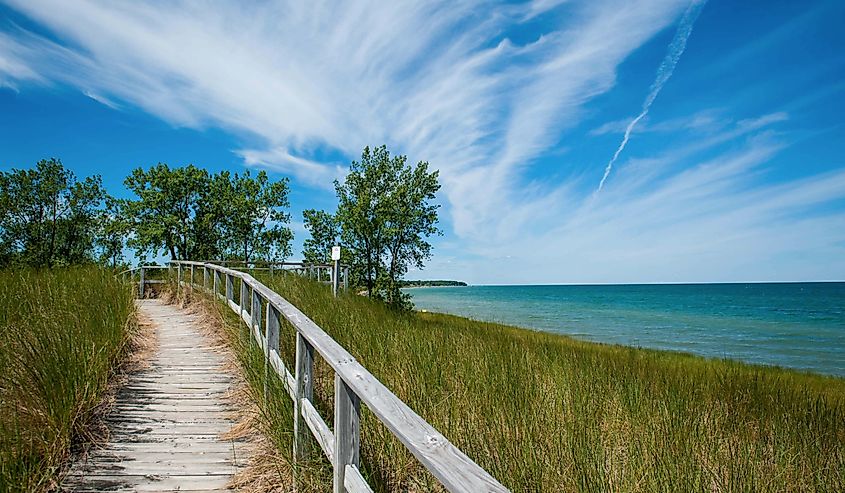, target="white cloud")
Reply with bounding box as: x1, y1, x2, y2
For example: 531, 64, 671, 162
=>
589, 108, 728, 136
237, 147, 346, 190
0, 0, 686, 219
421, 118, 845, 283
2, 1, 843, 282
